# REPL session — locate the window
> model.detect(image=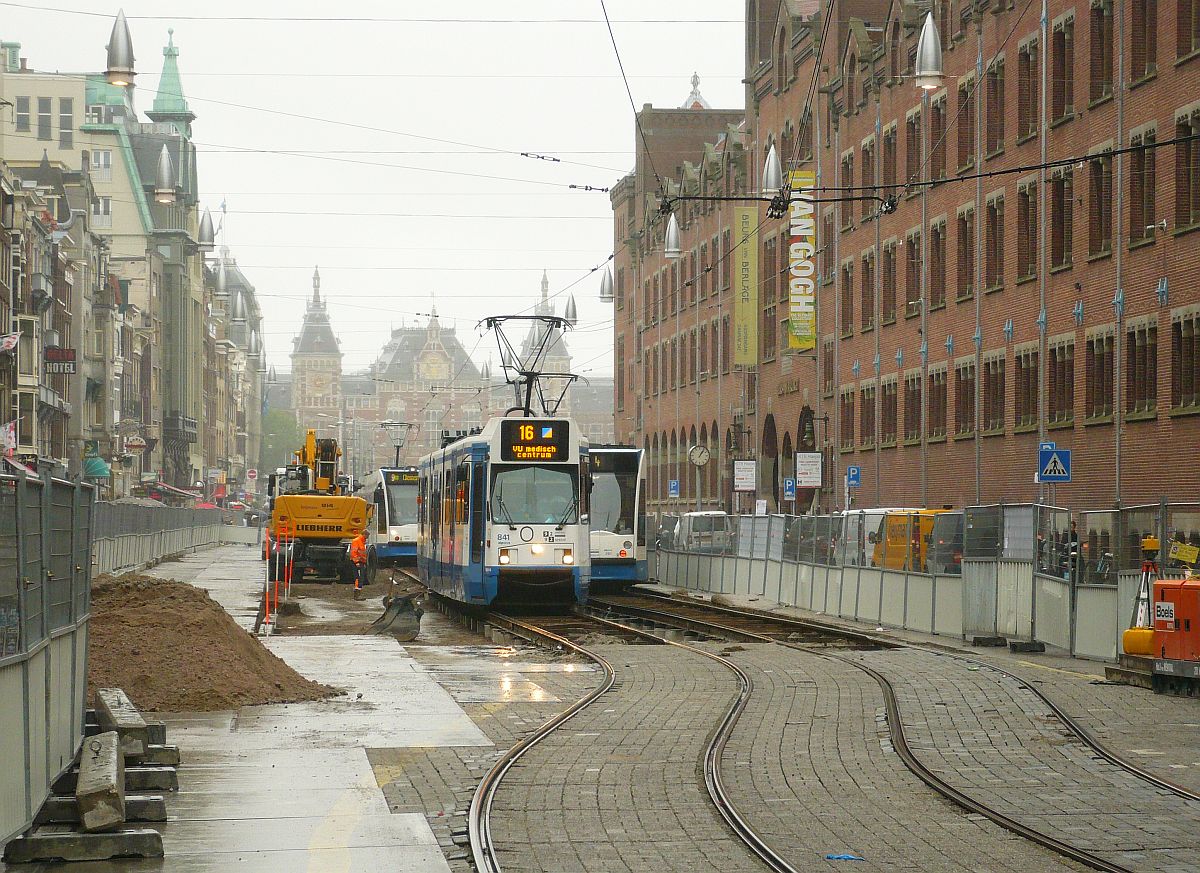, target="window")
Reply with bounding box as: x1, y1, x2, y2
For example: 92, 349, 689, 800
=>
721, 315, 731, 374
762, 304, 777, 363
860, 385, 876, 447
490, 465, 578, 525
881, 381, 898, 444
616, 337, 625, 410
1179, 0, 1200, 57
1016, 348, 1040, 427
58, 97, 73, 149
1176, 110, 1200, 228
1130, 129, 1157, 242
1131, 0, 1158, 79
710, 320, 719, 376
1086, 332, 1115, 417
688, 250, 697, 306
906, 111, 921, 183
670, 338, 678, 389
904, 373, 923, 441
883, 125, 898, 188
37, 96, 51, 141
890, 20, 901, 80
957, 207, 975, 300
841, 153, 855, 229
822, 339, 835, 396
821, 212, 836, 279
928, 370, 948, 438
15, 95, 29, 131
1018, 40, 1039, 139
957, 79, 976, 169
955, 362, 976, 435
1049, 341, 1075, 423
930, 223, 947, 308
840, 262, 854, 336
1017, 183, 1037, 279
861, 250, 875, 331
882, 242, 897, 323
1050, 169, 1074, 268
986, 59, 1005, 154
690, 329, 699, 382
699, 324, 708, 376
1090, 1, 1114, 102
1088, 152, 1113, 256
906, 231, 923, 314
930, 99, 947, 180
1052, 17, 1075, 121
615, 266, 625, 310
861, 140, 876, 219
1172, 312, 1200, 408
840, 390, 856, 449
649, 347, 657, 395
1126, 321, 1159, 413
762, 236, 777, 309
983, 356, 1006, 431
985, 196, 1005, 290
91, 195, 112, 229
643, 279, 651, 324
